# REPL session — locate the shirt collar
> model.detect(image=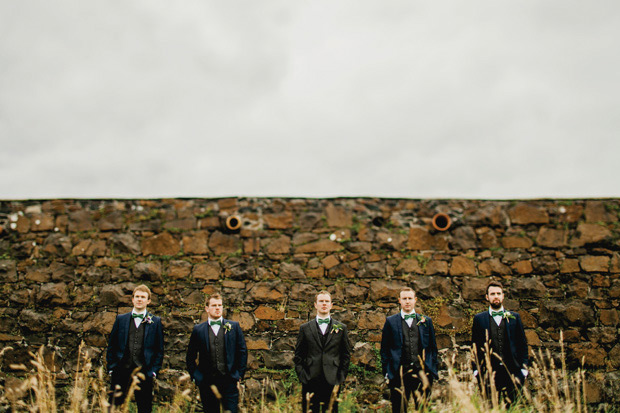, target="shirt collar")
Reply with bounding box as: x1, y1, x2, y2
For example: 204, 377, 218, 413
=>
316, 315, 331, 321
132, 309, 147, 316
208, 317, 223, 323
401, 310, 416, 318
